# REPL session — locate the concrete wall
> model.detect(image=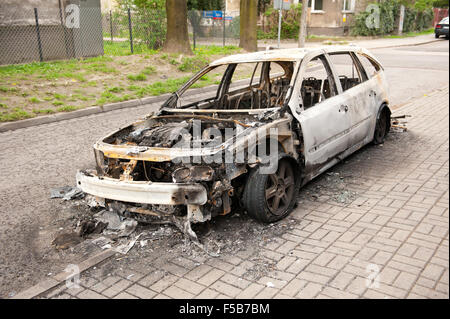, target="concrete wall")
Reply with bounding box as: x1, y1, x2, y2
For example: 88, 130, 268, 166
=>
0, 0, 103, 65
0, 0, 63, 26
226, 0, 240, 12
